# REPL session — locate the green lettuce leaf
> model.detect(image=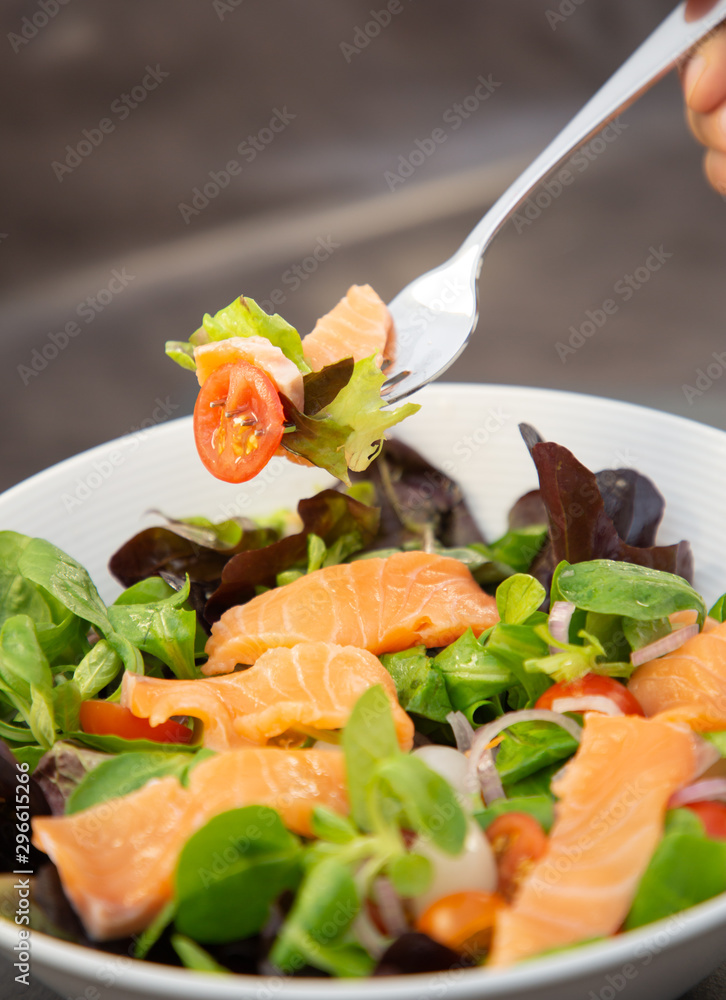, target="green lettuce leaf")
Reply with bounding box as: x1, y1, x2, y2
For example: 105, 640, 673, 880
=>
200, 295, 309, 372
283, 357, 420, 483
